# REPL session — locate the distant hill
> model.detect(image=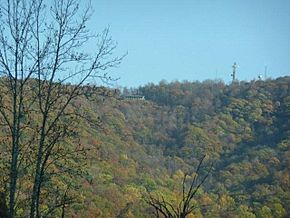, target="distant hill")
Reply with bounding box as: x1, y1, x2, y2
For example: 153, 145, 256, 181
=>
1, 77, 289, 217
